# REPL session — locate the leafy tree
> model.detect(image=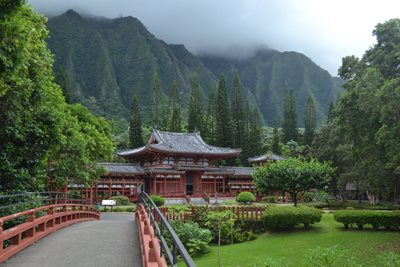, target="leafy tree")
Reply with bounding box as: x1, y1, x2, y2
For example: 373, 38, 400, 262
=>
282, 88, 299, 143
187, 77, 204, 133
327, 102, 335, 123
48, 104, 114, 191
253, 158, 334, 206
304, 95, 316, 146
215, 73, 233, 147
168, 80, 182, 132
129, 95, 144, 147
231, 71, 245, 148
56, 67, 73, 104
0, 3, 66, 192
